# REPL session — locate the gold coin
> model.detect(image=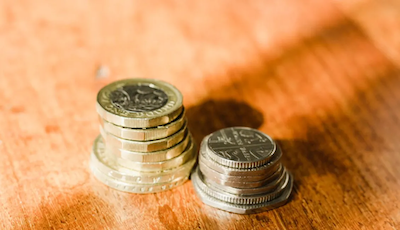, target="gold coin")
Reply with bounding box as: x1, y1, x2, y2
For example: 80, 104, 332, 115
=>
96, 78, 183, 128
99, 108, 186, 141
100, 124, 187, 152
